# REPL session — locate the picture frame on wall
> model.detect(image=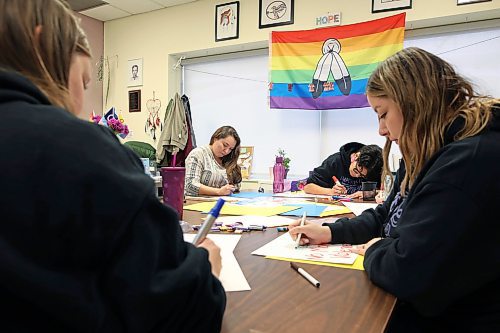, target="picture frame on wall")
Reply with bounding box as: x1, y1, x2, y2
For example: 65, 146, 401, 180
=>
259, 0, 294, 29
128, 90, 141, 112
372, 0, 412, 13
457, 0, 491, 5
215, 1, 239, 42
127, 58, 143, 87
